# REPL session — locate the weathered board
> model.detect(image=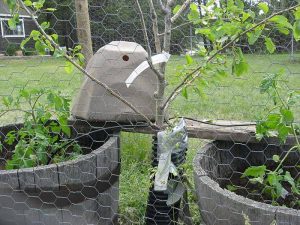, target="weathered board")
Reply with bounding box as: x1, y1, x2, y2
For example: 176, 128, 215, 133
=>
123, 119, 299, 145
